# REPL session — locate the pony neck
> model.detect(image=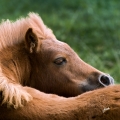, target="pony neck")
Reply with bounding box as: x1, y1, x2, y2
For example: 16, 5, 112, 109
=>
0, 42, 31, 86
